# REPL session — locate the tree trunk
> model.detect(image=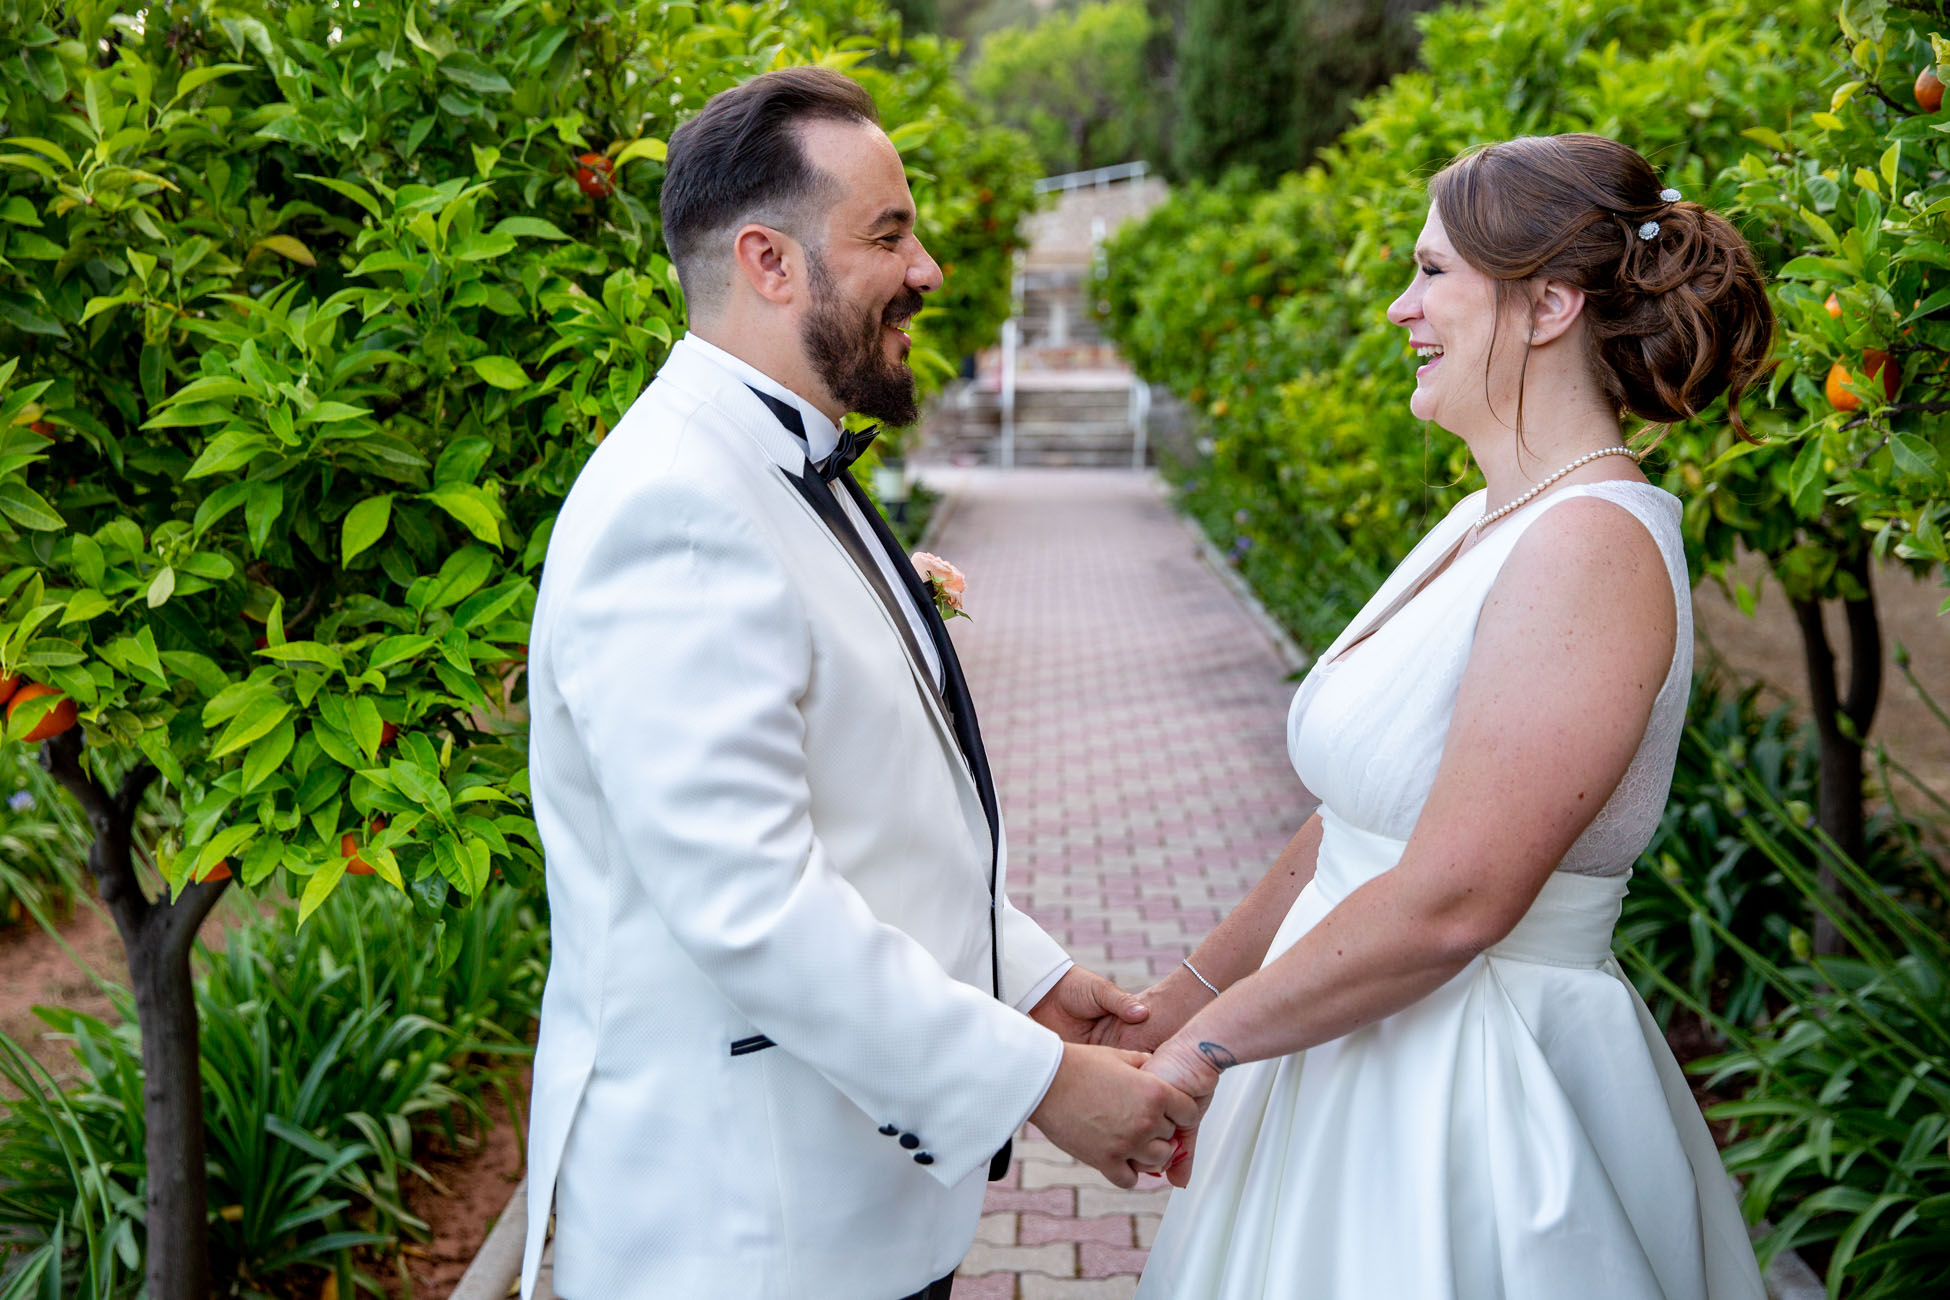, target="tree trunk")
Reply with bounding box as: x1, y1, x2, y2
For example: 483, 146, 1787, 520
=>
41, 730, 226, 1300
1789, 548, 1882, 956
